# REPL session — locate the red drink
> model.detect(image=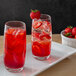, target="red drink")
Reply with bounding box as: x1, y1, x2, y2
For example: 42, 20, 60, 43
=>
32, 14, 52, 60
4, 21, 26, 72
32, 40, 51, 57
